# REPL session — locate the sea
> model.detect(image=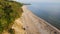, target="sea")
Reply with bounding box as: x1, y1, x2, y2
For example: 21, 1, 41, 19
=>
26, 3, 60, 29
18, 0, 60, 29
